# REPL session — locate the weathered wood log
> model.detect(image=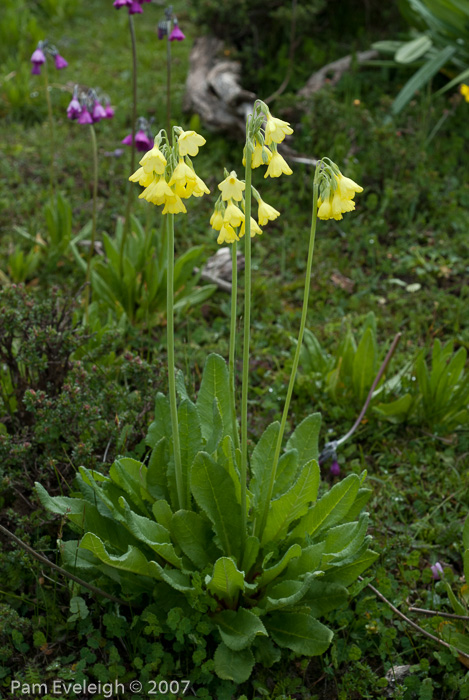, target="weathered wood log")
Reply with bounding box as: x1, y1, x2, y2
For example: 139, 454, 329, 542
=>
297, 49, 378, 97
